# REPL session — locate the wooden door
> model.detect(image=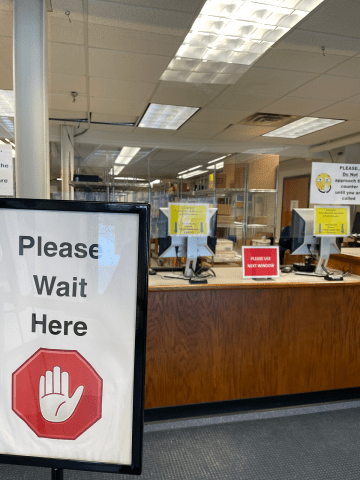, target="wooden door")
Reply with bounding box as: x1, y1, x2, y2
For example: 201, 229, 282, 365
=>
281, 175, 310, 229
